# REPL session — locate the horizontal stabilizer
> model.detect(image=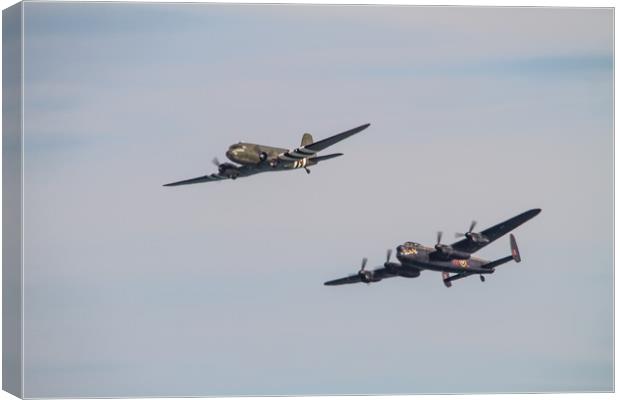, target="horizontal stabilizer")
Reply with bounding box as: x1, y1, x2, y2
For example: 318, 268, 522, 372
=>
482, 234, 520, 268
312, 153, 343, 163
481, 255, 513, 270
